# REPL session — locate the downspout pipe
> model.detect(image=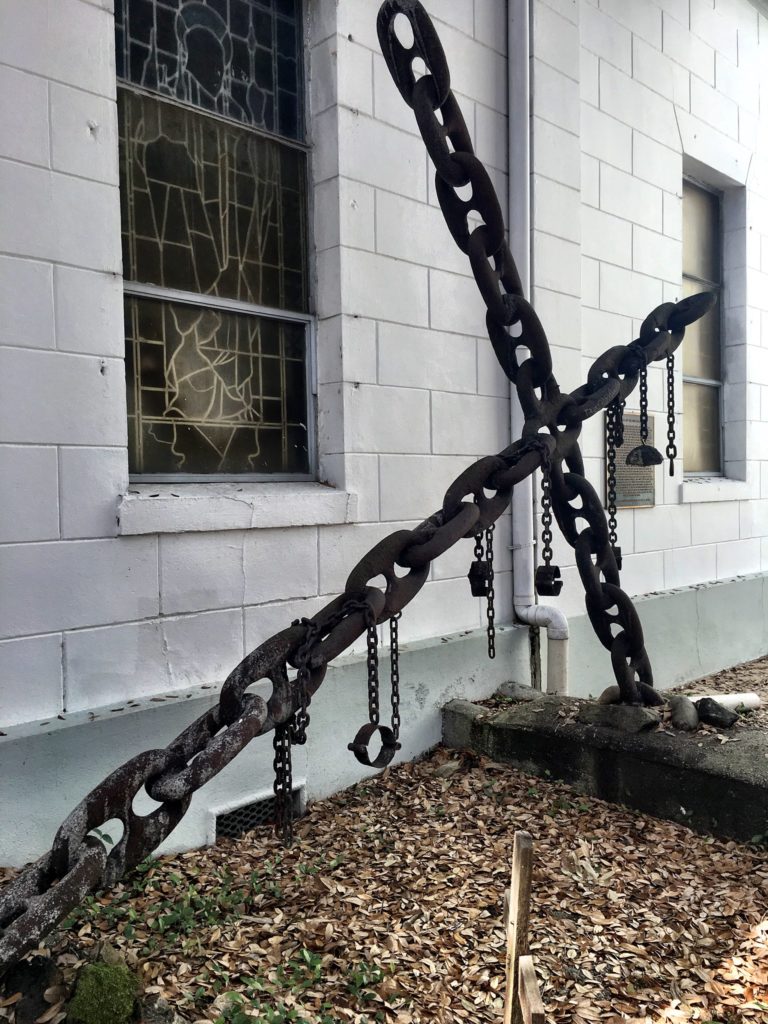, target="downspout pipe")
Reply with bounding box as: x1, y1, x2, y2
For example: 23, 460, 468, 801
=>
507, 0, 569, 695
